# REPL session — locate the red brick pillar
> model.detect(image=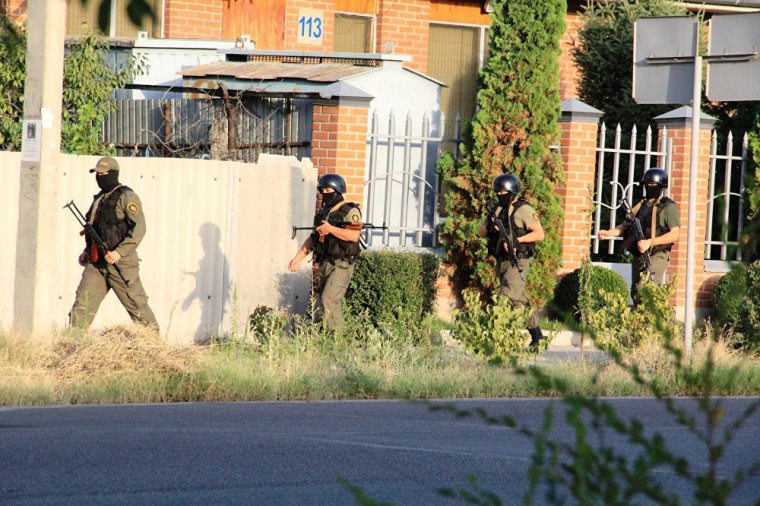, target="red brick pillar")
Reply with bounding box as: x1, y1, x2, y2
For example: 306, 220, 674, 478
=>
557, 99, 603, 273
2, 0, 28, 22
654, 106, 716, 320
310, 92, 372, 206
